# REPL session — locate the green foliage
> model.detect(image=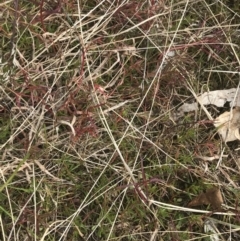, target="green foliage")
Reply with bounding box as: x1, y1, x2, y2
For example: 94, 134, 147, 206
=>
0, 119, 10, 144
0, 0, 239, 240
